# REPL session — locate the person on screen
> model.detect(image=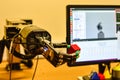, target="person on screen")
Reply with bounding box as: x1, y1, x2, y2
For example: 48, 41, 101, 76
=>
97, 22, 105, 38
